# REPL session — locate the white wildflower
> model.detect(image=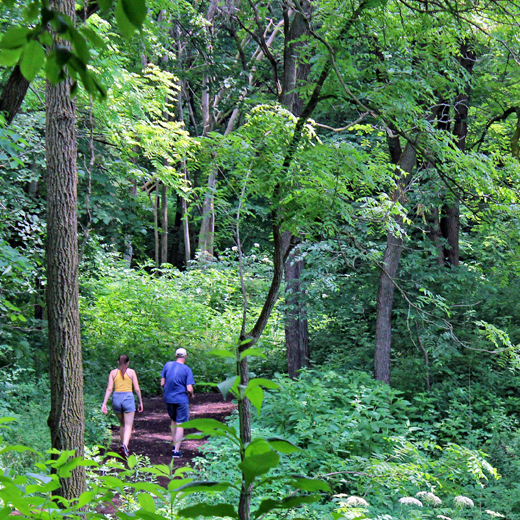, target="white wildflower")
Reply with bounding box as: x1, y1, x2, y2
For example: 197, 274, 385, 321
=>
485, 511, 505, 518
399, 497, 423, 507
253, 243, 259, 247
344, 496, 369, 507
416, 491, 442, 506
437, 516, 453, 520
262, 257, 271, 263
231, 246, 238, 251
453, 496, 474, 508
322, 294, 328, 298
